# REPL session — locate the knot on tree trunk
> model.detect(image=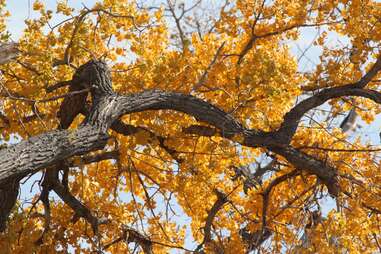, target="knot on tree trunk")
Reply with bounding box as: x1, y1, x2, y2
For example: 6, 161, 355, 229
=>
73, 60, 114, 100
69, 60, 121, 131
